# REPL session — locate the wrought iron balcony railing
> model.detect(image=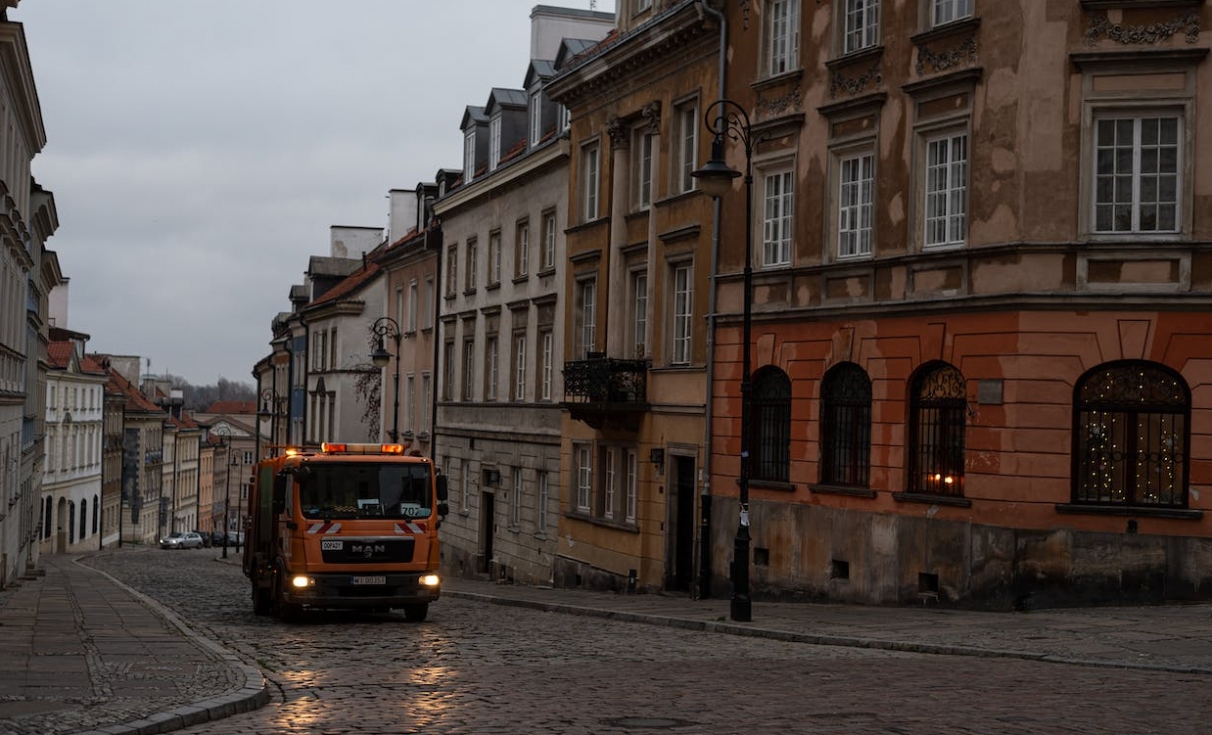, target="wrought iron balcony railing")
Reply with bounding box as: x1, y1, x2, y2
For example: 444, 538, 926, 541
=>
562, 356, 650, 430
